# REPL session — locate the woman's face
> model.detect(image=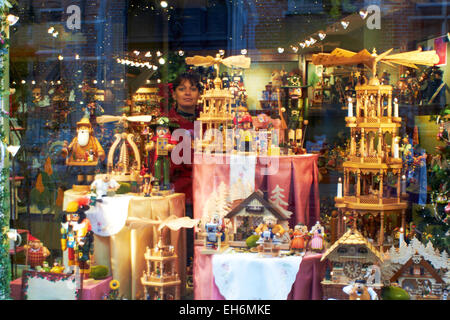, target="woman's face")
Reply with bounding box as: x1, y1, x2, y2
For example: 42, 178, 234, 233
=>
173, 79, 200, 111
